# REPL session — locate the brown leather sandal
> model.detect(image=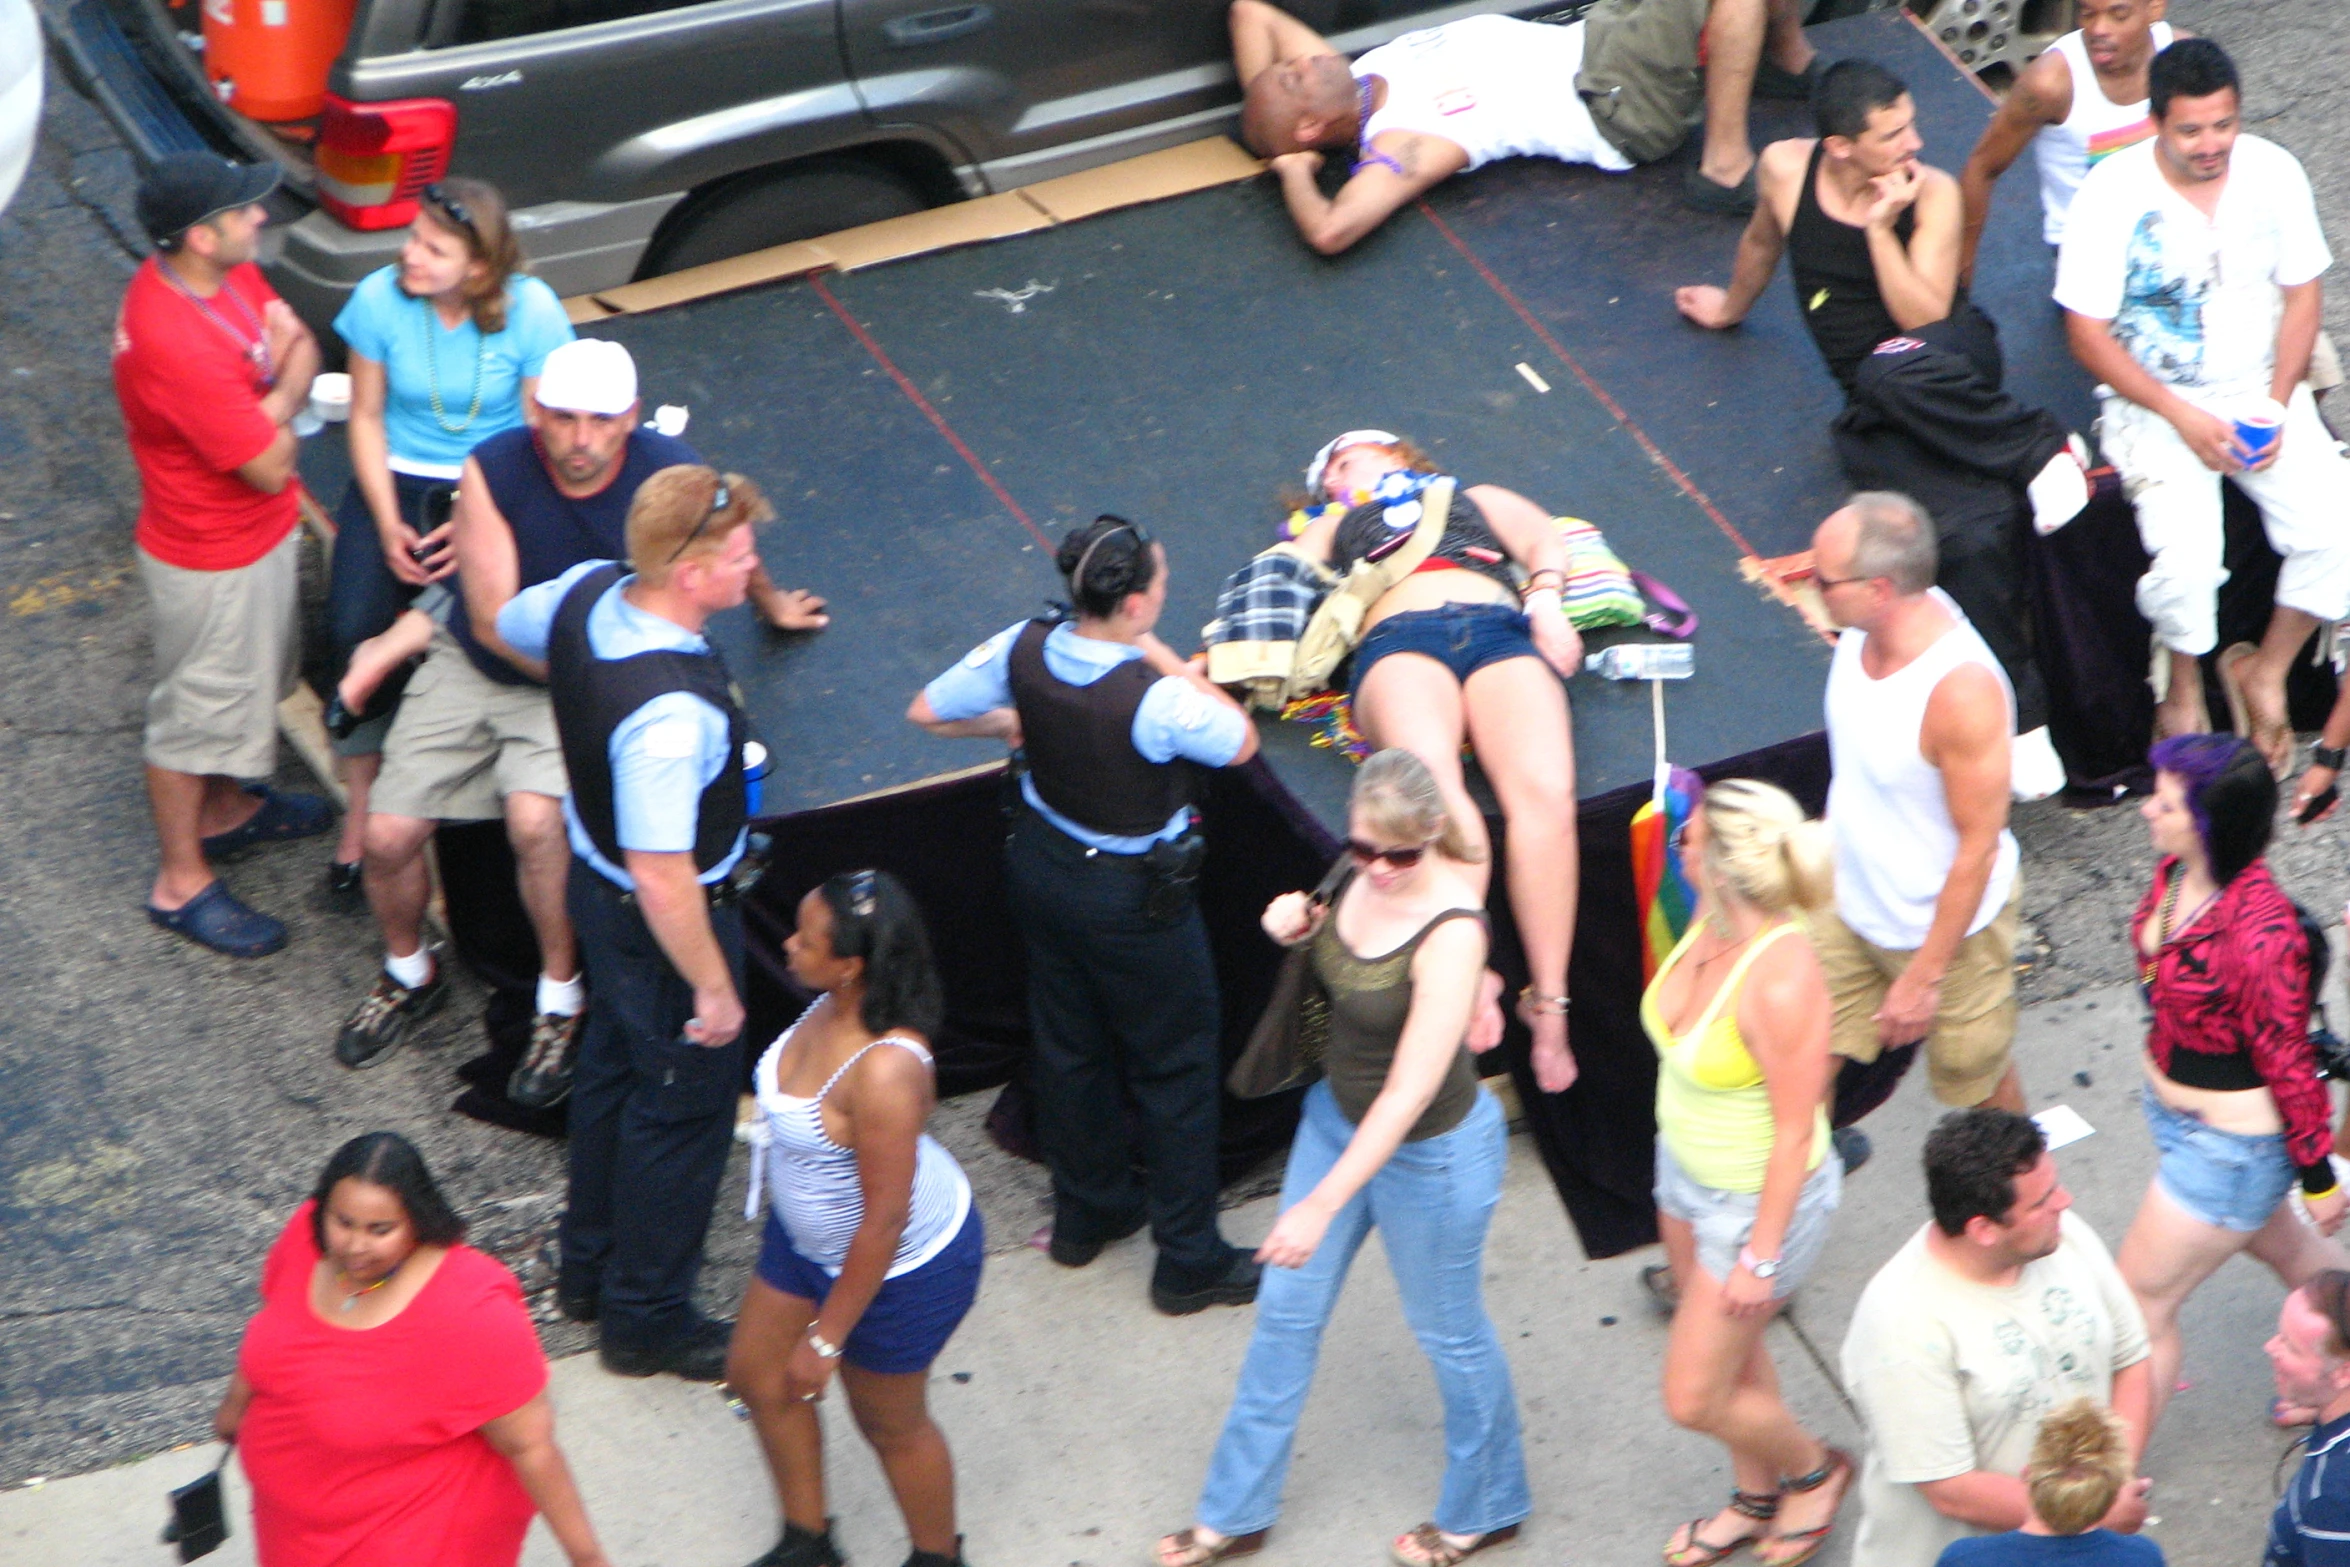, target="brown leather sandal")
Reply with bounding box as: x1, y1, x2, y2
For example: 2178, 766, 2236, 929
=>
1757, 1448, 1854, 1567
1153, 1527, 1268, 1566
1664, 1489, 1778, 1566
1390, 1521, 1521, 1567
